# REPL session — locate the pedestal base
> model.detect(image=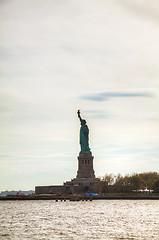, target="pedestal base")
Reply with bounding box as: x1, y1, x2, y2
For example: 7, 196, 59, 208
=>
76, 153, 95, 178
